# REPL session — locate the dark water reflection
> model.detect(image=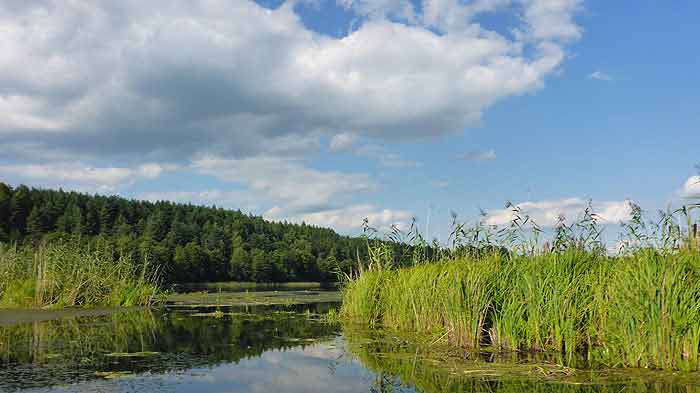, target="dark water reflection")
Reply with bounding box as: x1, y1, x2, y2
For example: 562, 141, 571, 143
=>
1, 303, 699, 392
